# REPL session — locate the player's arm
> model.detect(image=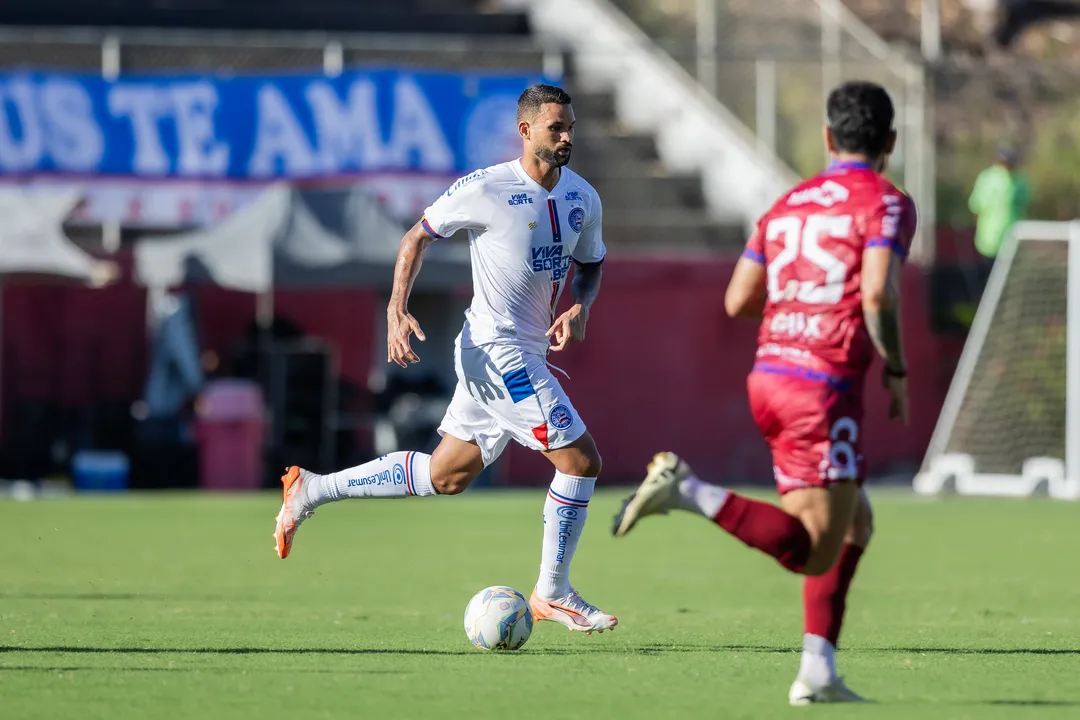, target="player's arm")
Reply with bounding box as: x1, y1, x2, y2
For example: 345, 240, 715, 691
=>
724, 257, 767, 319
549, 196, 606, 351
570, 259, 602, 311
386, 221, 434, 368
862, 194, 917, 422
725, 221, 768, 319
387, 171, 488, 367
548, 259, 602, 352
861, 246, 904, 373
